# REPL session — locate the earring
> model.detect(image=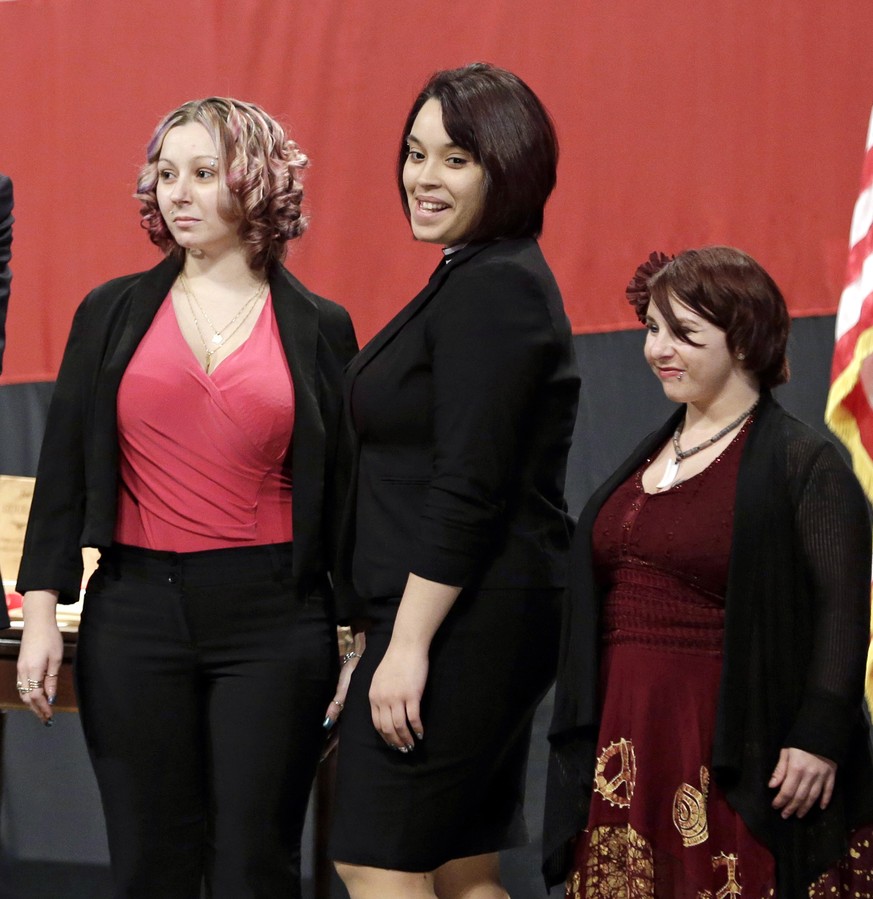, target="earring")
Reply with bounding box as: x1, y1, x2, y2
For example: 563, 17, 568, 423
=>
736, 352, 746, 361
